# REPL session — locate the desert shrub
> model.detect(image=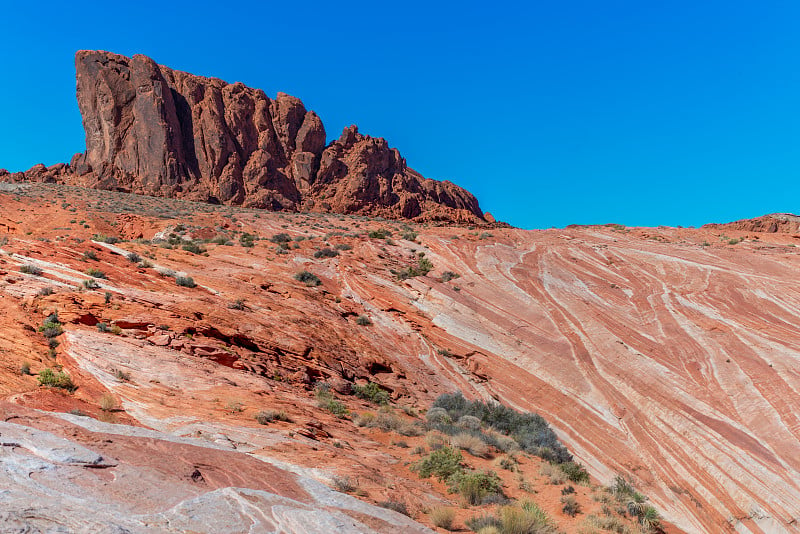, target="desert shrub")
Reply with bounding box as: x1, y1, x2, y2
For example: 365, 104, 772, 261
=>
114, 369, 131, 381
228, 298, 246, 310
539, 462, 567, 485
335, 243, 352, 251
239, 233, 256, 247
82, 279, 100, 289
175, 276, 196, 288
355, 314, 372, 326
99, 393, 116, 411
560, 495, 581, 516
451, 432, 490, 458
97, 322, 108, 332
425, 431, 449, 450
560, 461, 590, 484
378, 499, 410, 517
156, 267, 176, 277
429, 506, 455, 530
181, 242, 206, 254
426, 407, 452, 424
331, 475, 357, 493
413, 446, 463, 481
94, 234, 119, 244
85, 268, 106, 279
37, 368, 74, 390
20, 264, 43, 275
20, 362, 31, 375
126, 252, 141, 263
441, 271, 461, 282
270, 233, 291, 244
315, 385, 349, 418
368, 229, 392, 239
314, 247, 339, 258
466, 513, 502, 532
82, 250, 98, 261
255, 410, 292, 424
449, 470, 503, 505
39, 320, 63, 339
38, 286, 54, 296
402, 230, 418, 241
499, 501, 557, 534
582, 514, 629, 534
458, 415, 482, 430
431, 392, 572, 464
494, 454, 518, 471
353, 382, 389, 405
294, 271, 321, 286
